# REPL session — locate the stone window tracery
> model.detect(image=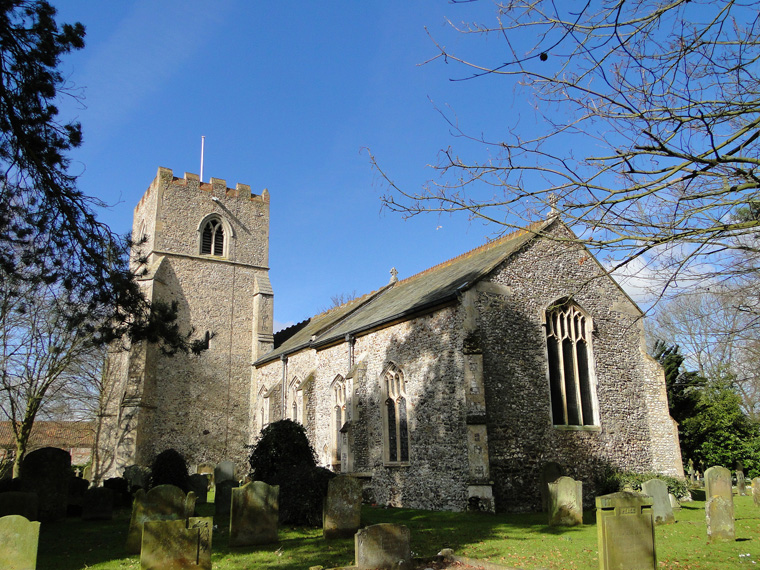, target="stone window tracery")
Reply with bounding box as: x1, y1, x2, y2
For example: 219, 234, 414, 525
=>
331, 376, 346, 466
545, 302, 598, 427
382, 363, 409, 464
289, 377, 302, 424
200, 217, 224, 256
